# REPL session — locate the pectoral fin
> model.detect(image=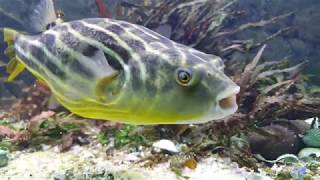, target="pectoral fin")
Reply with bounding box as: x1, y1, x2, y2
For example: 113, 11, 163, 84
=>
6, 57, 25, 81
95, 71, 119, 101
